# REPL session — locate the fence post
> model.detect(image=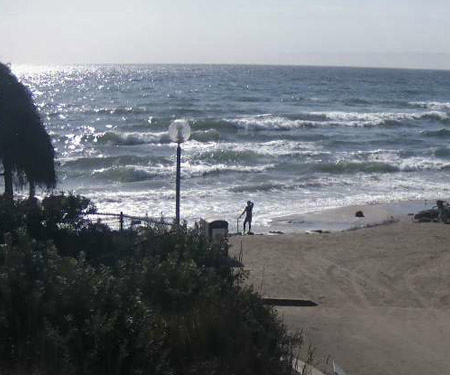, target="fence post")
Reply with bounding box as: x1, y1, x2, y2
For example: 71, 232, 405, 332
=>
119, 212, 124, 232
